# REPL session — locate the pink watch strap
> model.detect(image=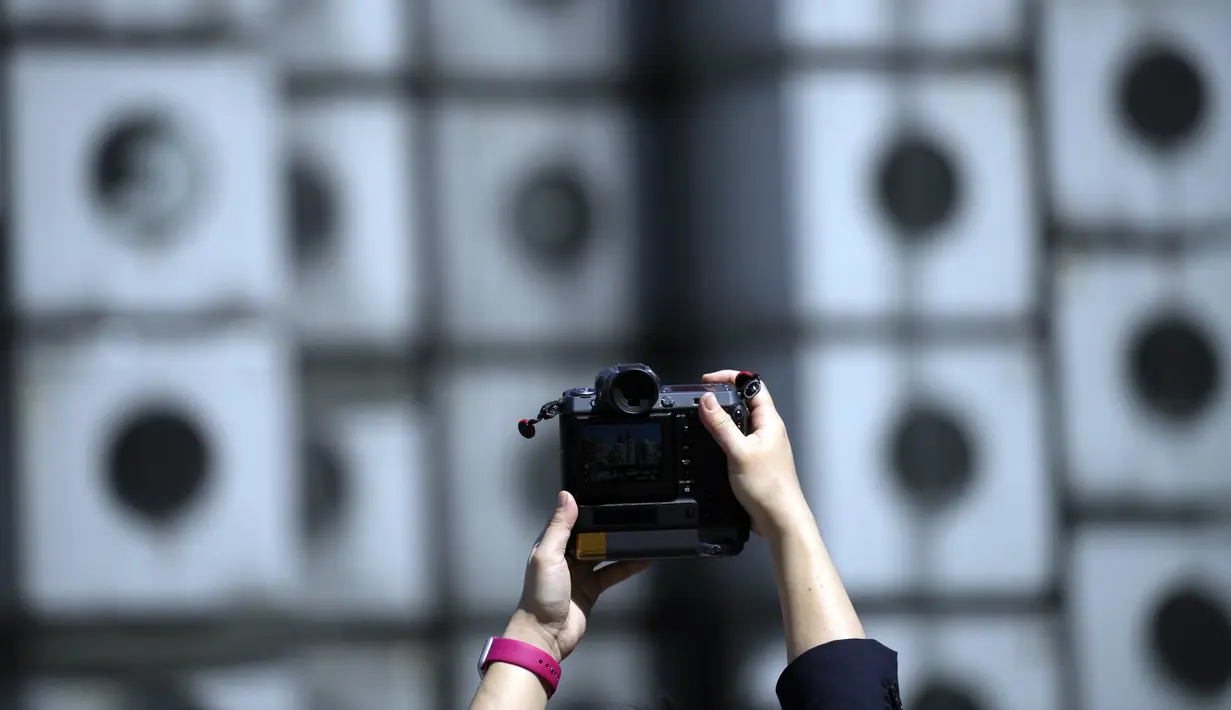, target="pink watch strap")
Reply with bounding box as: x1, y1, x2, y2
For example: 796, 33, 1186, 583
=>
479, 637, 562, 697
